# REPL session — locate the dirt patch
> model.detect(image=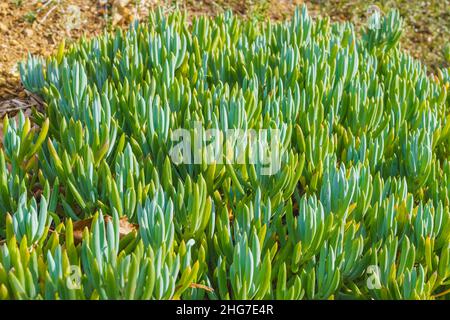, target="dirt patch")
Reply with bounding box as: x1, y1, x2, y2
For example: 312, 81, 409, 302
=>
0, 0, 110, 109
0, 1, 296, 106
